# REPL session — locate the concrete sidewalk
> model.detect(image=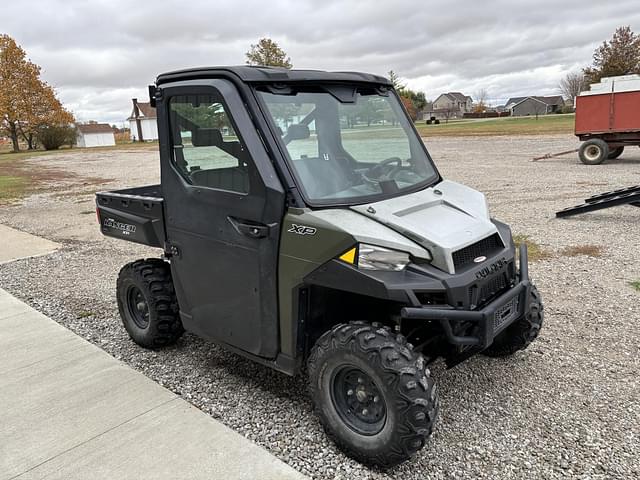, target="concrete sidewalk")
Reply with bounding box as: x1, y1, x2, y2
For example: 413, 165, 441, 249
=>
0, 288, 306, 480
0, 224, 60, 264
